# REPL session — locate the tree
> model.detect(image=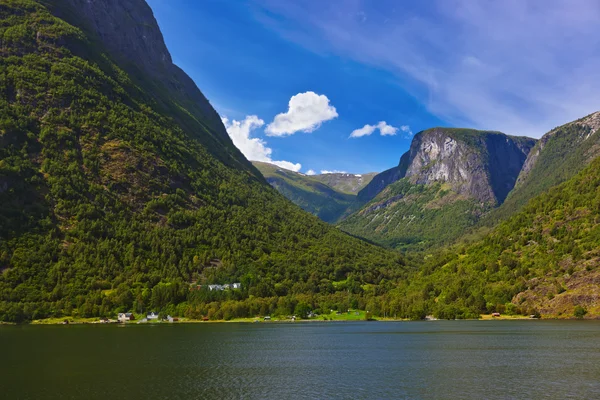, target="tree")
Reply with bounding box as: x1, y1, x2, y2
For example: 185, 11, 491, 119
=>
574, 306, 587, 319
294, 302, 311, 319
